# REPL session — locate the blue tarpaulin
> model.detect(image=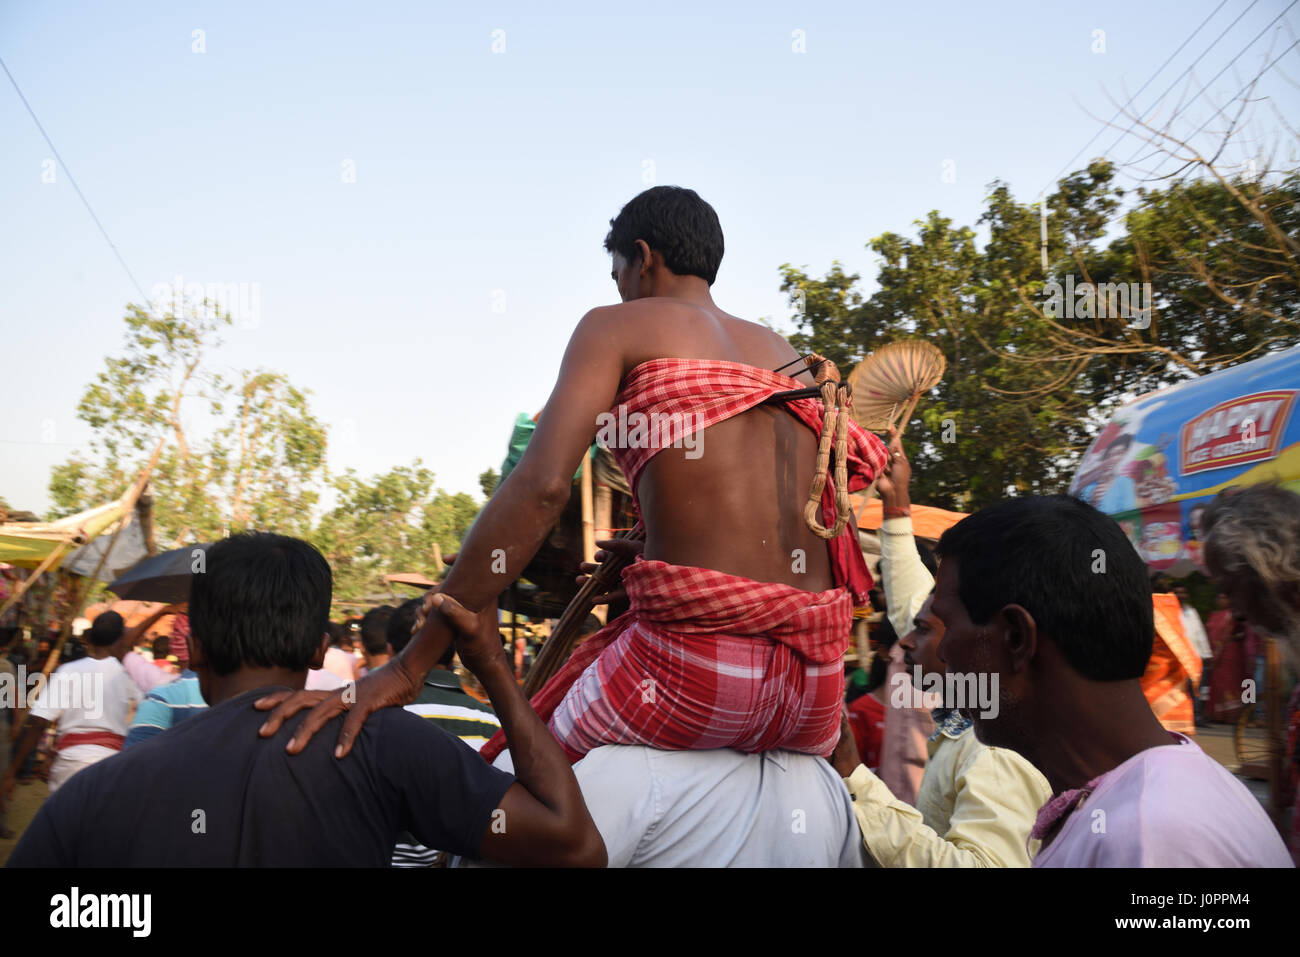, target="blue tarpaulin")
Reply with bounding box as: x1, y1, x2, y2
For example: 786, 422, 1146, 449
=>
1070, 345, 1300, 574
